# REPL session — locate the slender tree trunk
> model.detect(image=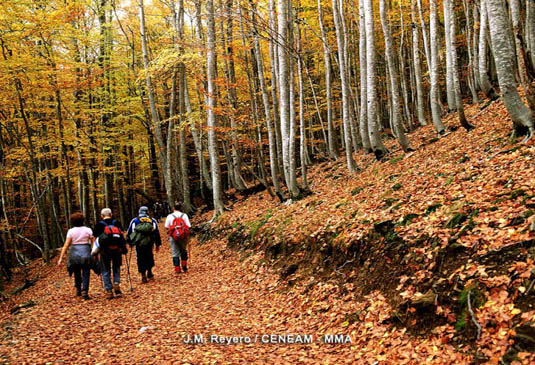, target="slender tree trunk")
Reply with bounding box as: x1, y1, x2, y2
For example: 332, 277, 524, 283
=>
443, 0, 456, 112
317, 0, 338, 159
487, 0, 535, 137
296, 16, 309, 190
138, 0, 174, 205
278, 0, 300, 196
268, 0, 283, 170
251, 0, 283, 199
527, 0, 535, 69
332, 0, 358, 170
365, 0, 387, 159
445, 0, 473, 131
416, 0, 431, 69
429, 0, 446, 134
359, 0, 372, 152
380, 0, 411, 152
411, 0, 427, 126
206, 0, 225, 217
478, 0, 498, 99
510, 0, 528, 84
